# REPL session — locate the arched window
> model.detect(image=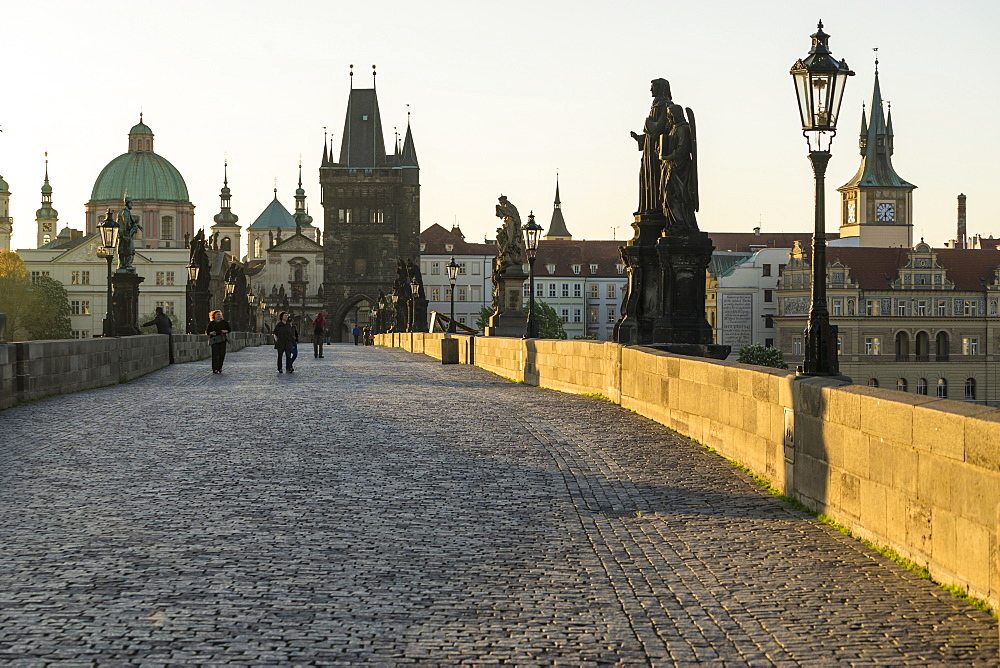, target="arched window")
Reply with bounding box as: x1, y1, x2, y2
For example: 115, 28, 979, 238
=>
917, 378, 928, 395
936, 378, 948, 399
254, 238, 262, 258
936, 332, 950, 361
894, 331, 909, 361
965, 378, 977, 401
868, 378, 879, 387
896, 378, 908, 392
221, 237, 231, 252
915, 331, 930, 361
